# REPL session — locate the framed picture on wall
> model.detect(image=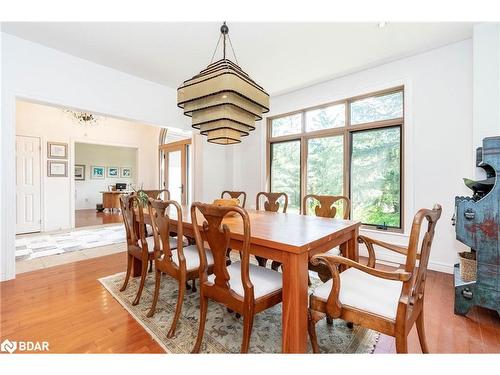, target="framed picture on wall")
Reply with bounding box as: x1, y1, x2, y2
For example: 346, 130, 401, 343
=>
75, 164, 85, 180
107, 167, 119, 178
47, 160, 68, 177
120, 167, 132, 178
91, 166, 105, 179
47, 142, 68, 159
